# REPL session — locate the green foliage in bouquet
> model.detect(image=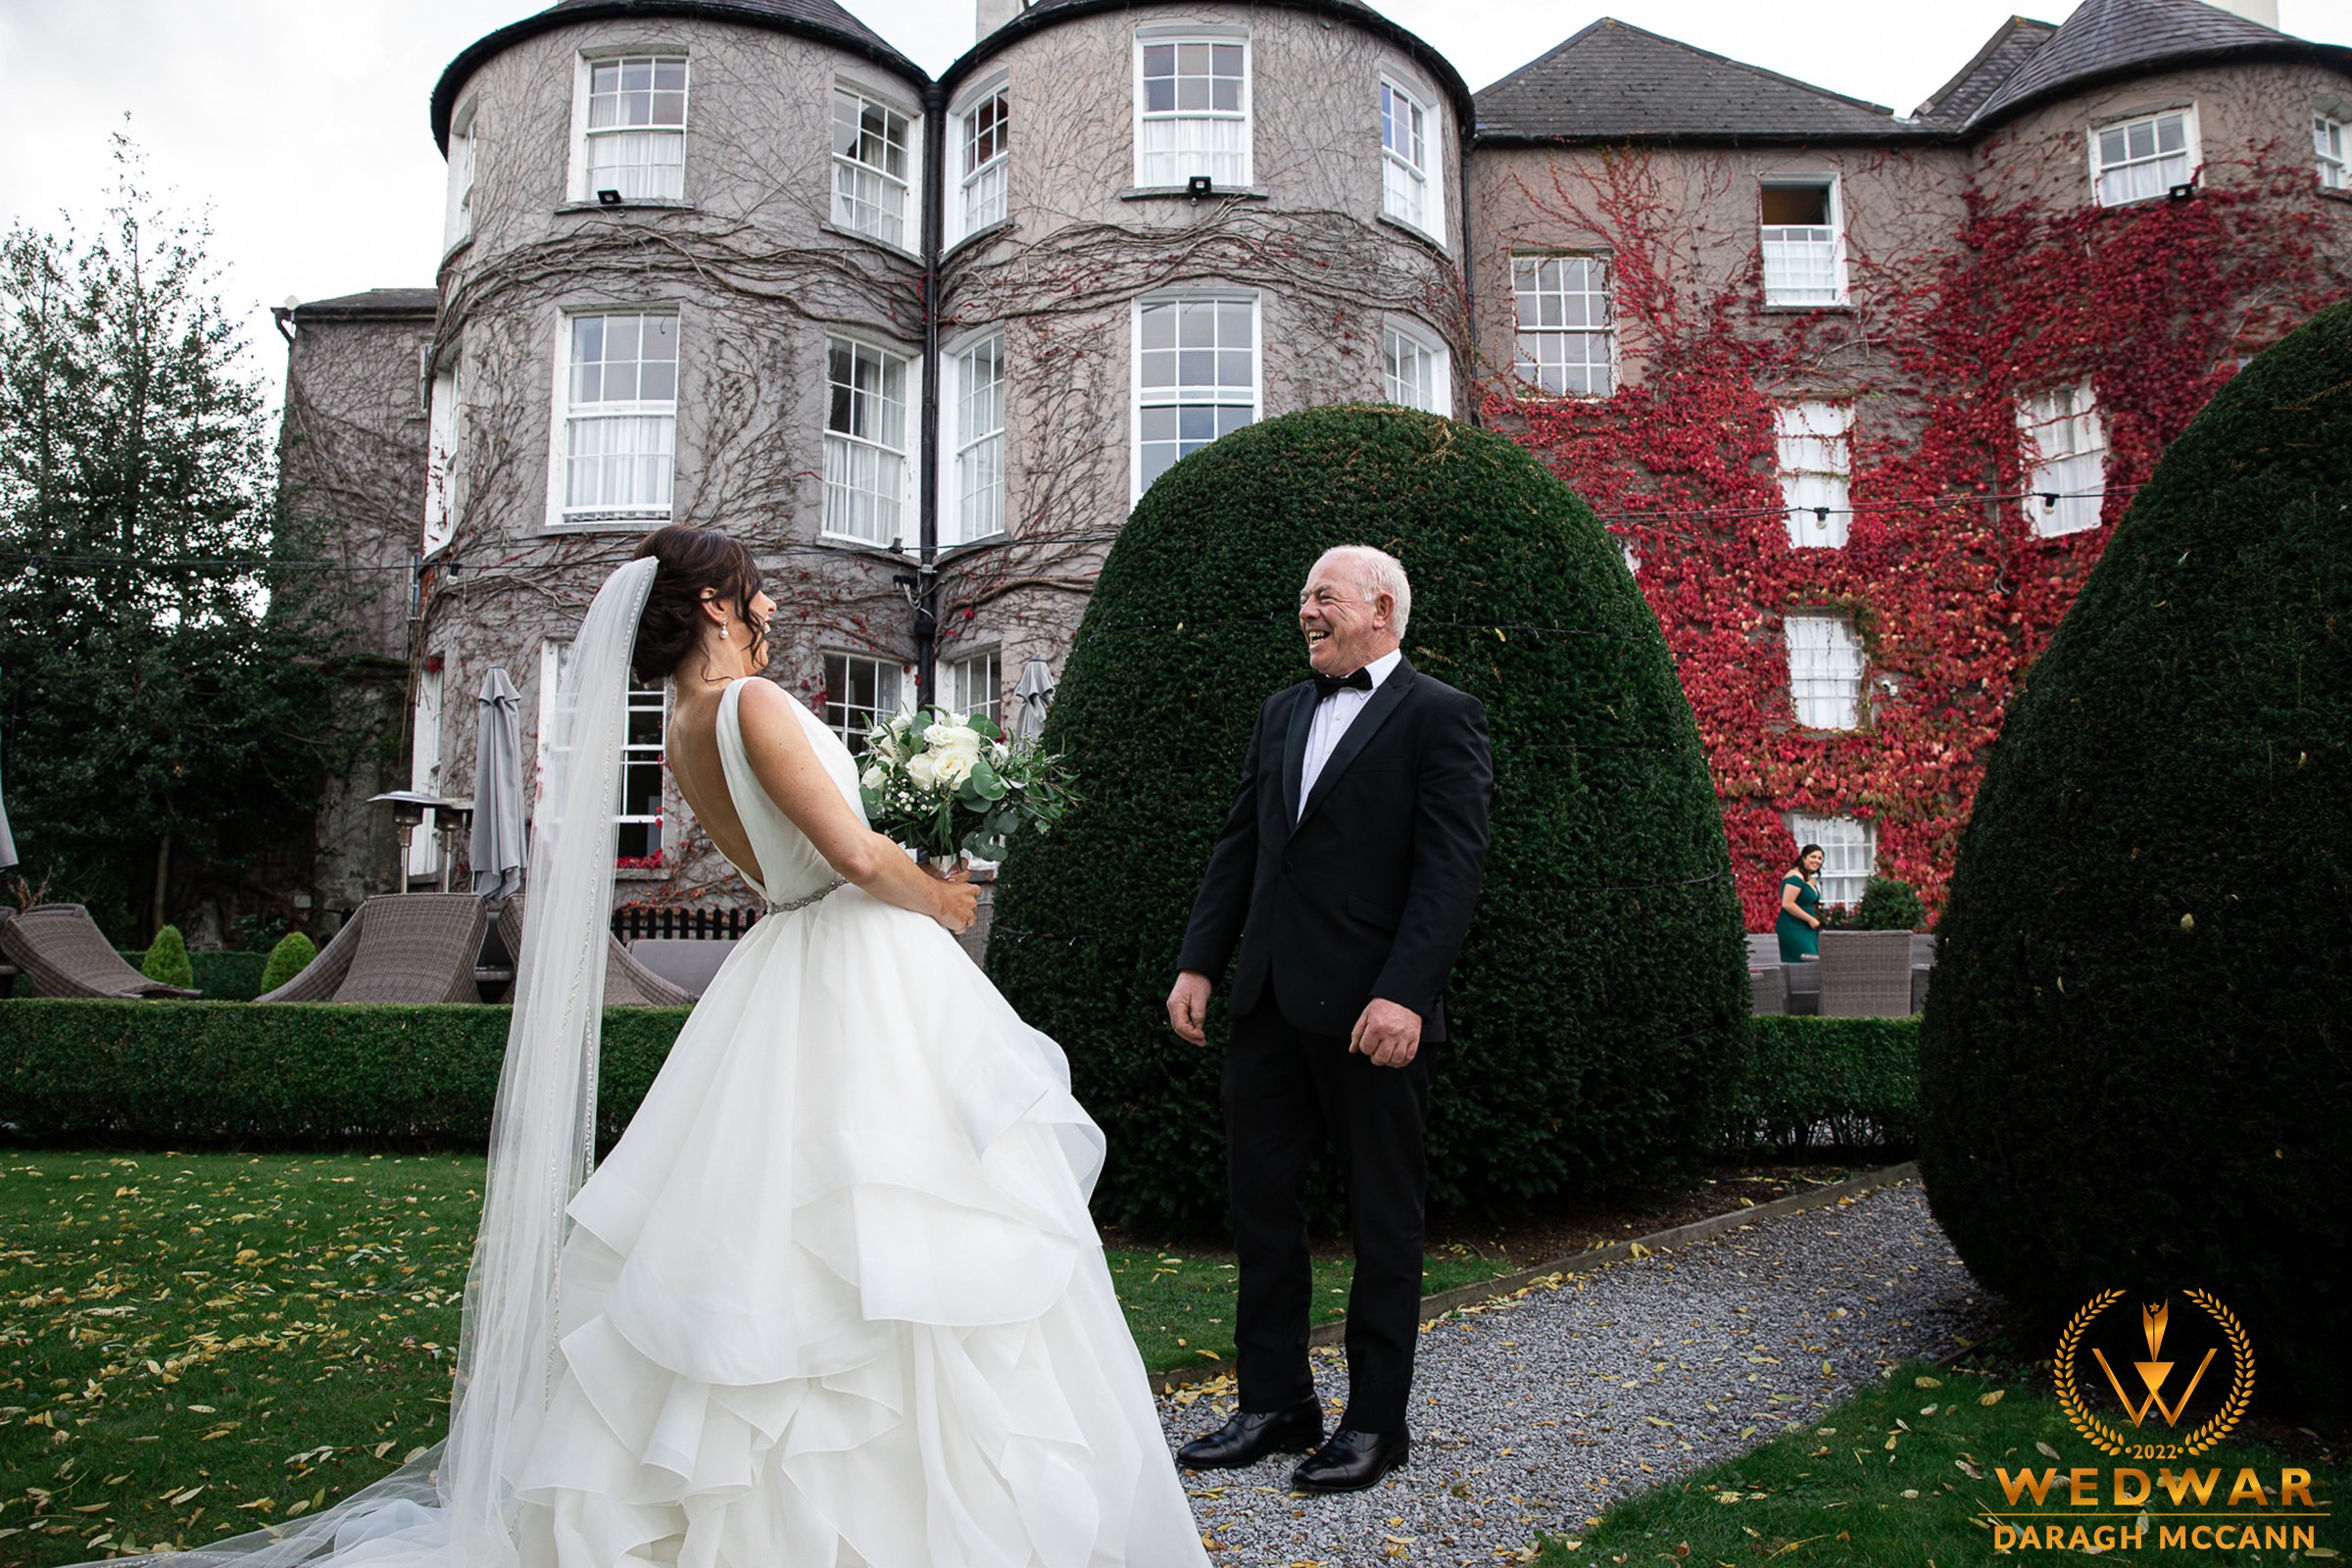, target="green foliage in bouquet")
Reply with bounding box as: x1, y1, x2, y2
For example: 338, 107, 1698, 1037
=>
1921, 300, 2352, 1417
858, 709, 1073, 863
140, 924, 194, 989
988, 404, 1746, 1233
259, 931, 318, 995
